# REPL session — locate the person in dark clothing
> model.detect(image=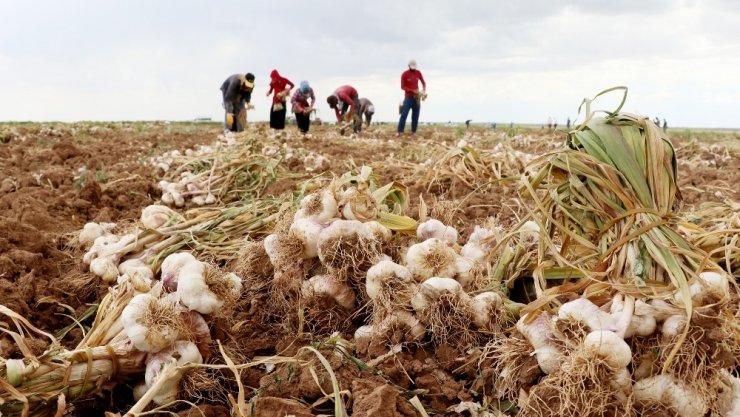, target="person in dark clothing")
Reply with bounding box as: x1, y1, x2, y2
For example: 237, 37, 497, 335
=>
359, 98, 375, 127
327, 85, 361, 134
465, 119, 472, 129
397, 59, 426, 137
566, 117, 571, 129
266, 69, 295, 130
662, 118, 668, 132
291, 81, 316, 135
220, 73, 255, 132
